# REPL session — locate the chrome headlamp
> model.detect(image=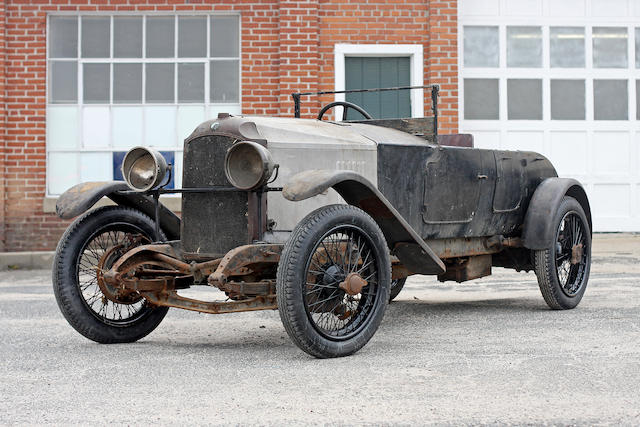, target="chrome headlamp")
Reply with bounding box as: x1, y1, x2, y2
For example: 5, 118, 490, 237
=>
224, 141, 276, 190
121, 147, 169, 192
